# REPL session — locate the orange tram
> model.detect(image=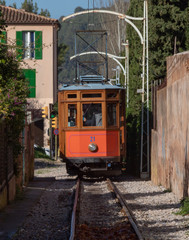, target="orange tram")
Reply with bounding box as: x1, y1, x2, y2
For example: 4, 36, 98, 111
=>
58, 75, 126, 176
